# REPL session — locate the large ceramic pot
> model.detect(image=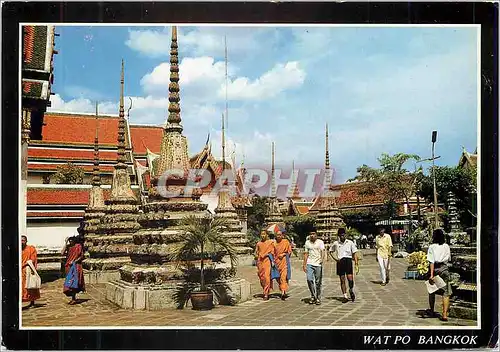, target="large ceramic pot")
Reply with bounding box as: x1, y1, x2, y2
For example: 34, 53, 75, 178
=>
190, 291, 214, 310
